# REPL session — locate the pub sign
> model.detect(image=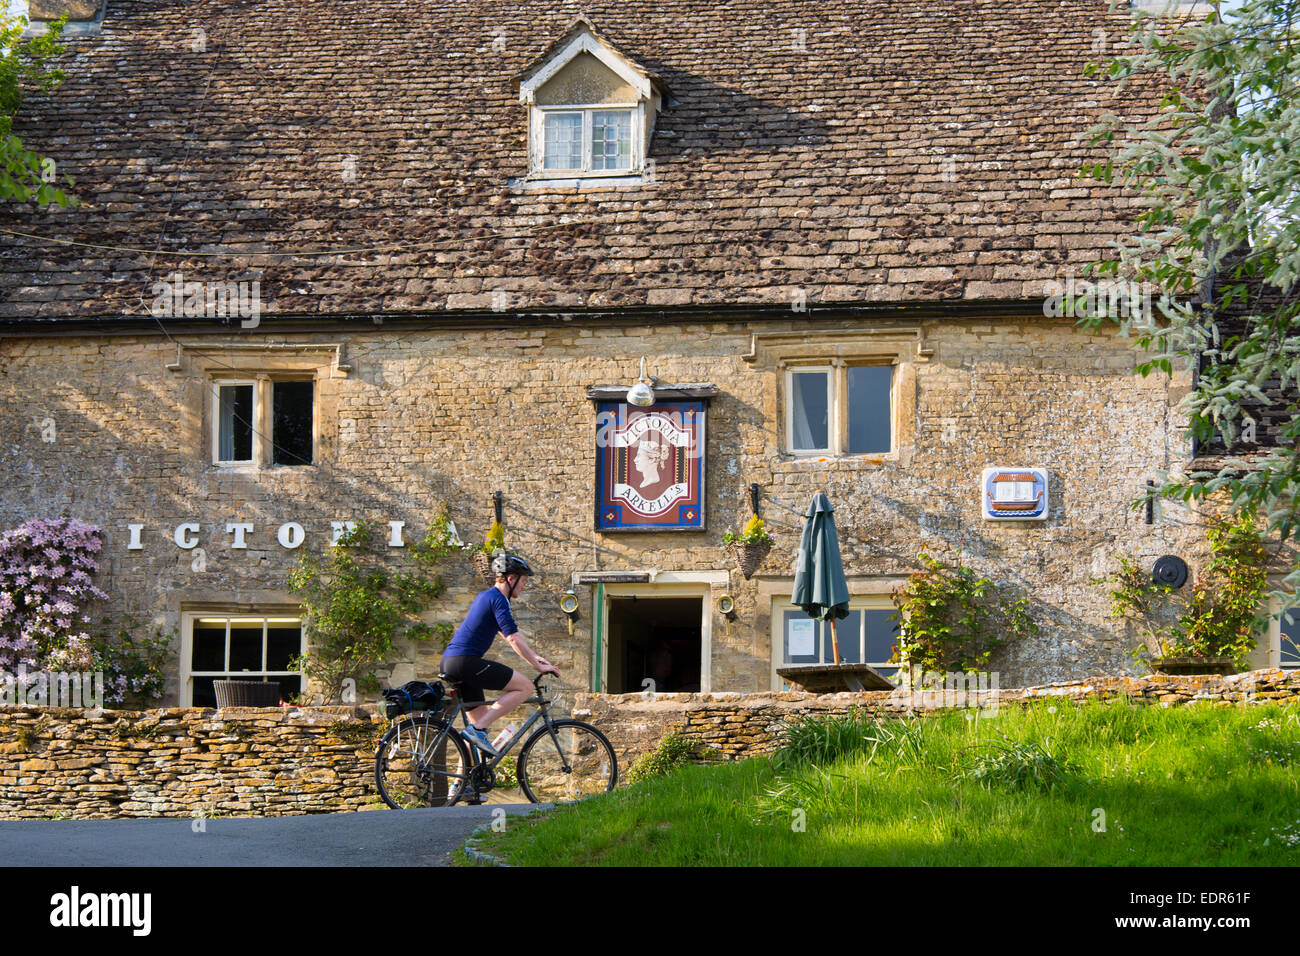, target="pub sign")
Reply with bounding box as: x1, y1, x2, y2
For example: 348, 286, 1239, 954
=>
595, 401, 706, 532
